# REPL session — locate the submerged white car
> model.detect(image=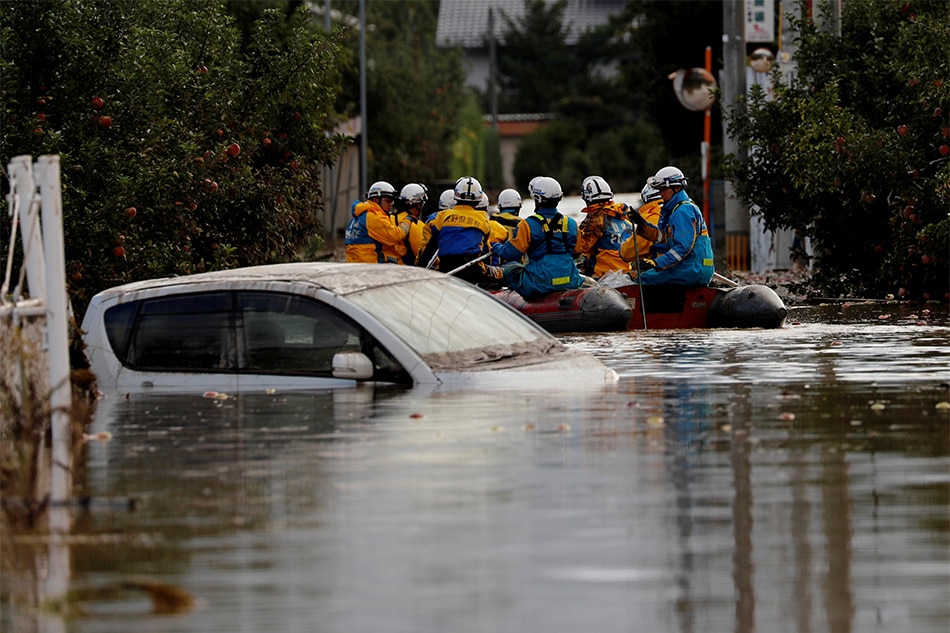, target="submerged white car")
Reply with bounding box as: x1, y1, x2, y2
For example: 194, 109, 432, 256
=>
81, 262, 617, 393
